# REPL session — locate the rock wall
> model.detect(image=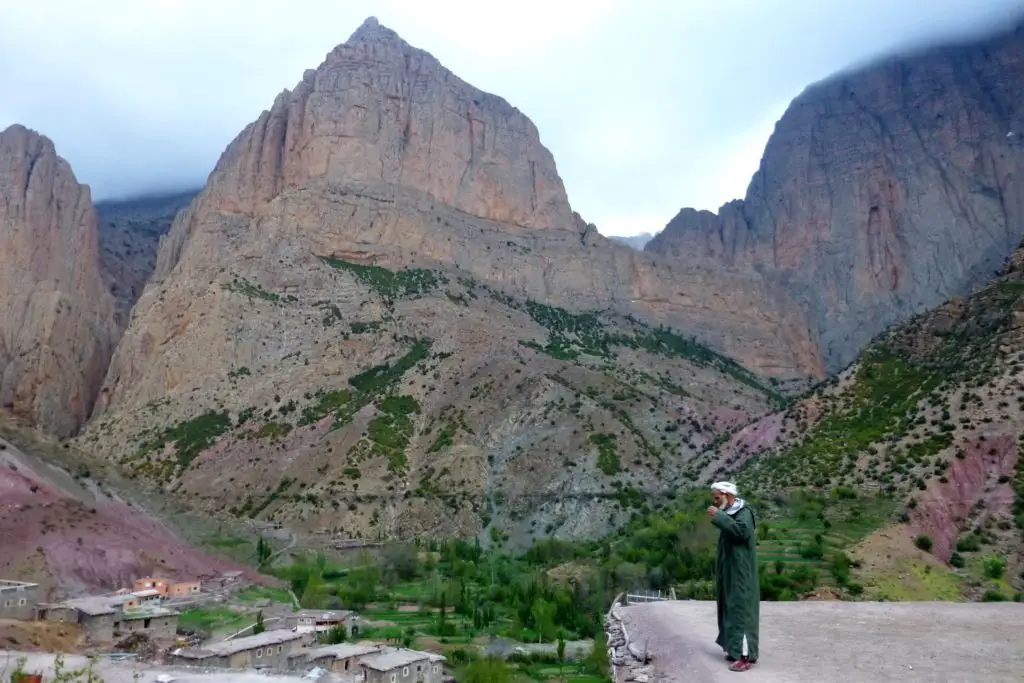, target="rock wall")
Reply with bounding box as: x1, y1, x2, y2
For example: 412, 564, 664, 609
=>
647, 21, 1024, 373
0, 125, 117, 437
